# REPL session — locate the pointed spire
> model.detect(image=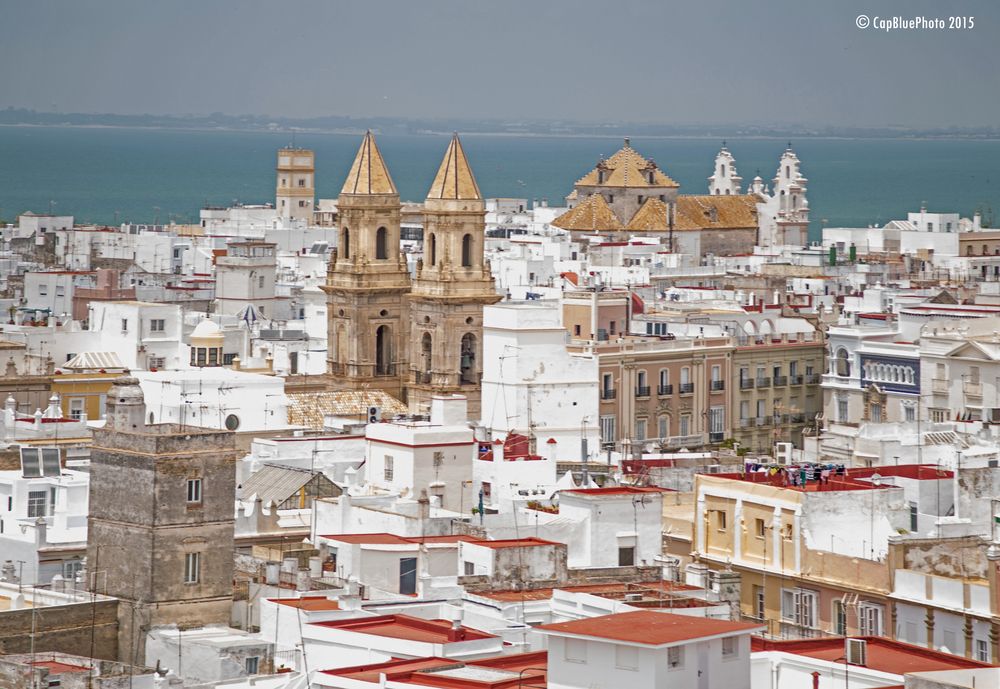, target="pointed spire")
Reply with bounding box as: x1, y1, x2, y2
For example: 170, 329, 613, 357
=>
340, 130, 397, 196
426, 133, 481, 201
